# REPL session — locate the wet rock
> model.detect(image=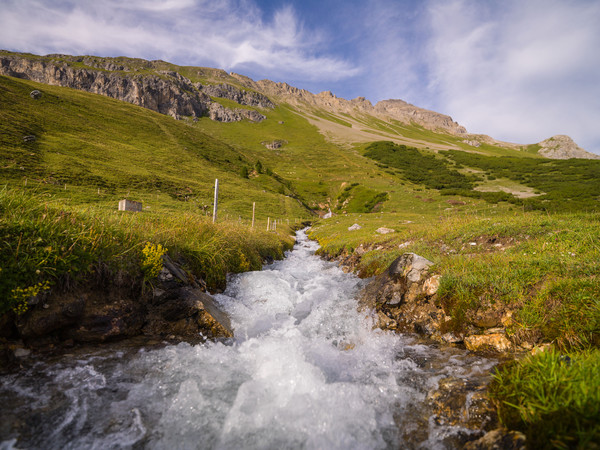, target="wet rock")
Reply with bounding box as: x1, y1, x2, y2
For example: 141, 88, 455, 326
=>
64, 299, 145, 343
17, 296, 86, 338
144, 286, 233, 340
463, 428, 526, 450
13, 347, 31, 358
0, 312, 17, 338
441, 332, 463, 344
361, 253, 446, 338
464, 333, 513, 353
427, 376, 498, 432
4, 254, 231, 349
